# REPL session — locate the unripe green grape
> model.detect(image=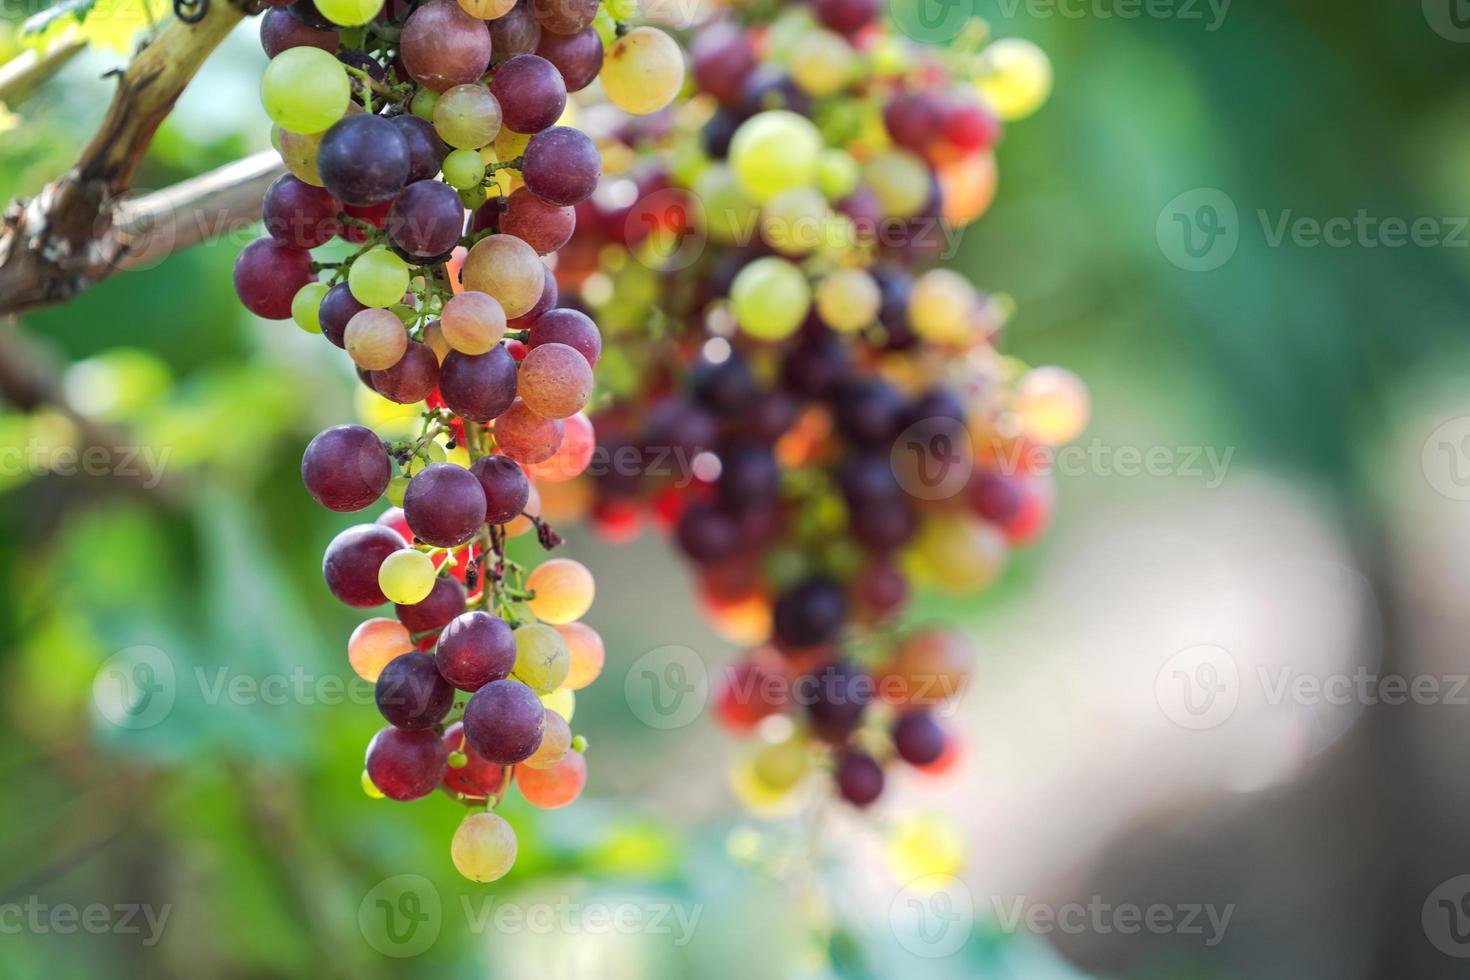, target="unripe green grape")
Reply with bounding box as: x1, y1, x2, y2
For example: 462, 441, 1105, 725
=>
790, 29, 854, 97
512, 623, 570, 694
361, 769, 385, 799
461, 234, 544, 318
693, 164, 754, 246
434, 83, 503, 150
760, 187, 829, 256
441, 291, 506, 354
443, 148, 487, 190
349, 248, 411, 309
815, 268, 880, 334
316, 0, 380, 26
460, 185, 489, 209
291, 281, 329, 333
386, 473, 409, 506
410, 87, 440, 121
600, 26, 685, 116
817, 149, 860, 201
730, 256, 810, 341
344, 308, 409, 370
261, 48, 350, 135
605, 0, 638, 18
451, 811, 517, 882
908, 268, 980, 345
729, 110, 823, 203
378, 549, 437, 604
864, 150, 931, 219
